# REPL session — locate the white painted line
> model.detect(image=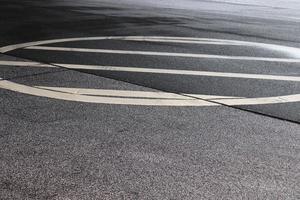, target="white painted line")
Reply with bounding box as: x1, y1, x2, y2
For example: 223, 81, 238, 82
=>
187, 94, 244, 100
26, 46, 300, 63
1, 80, 299, 106
1, 60, 298, 82
1, 60, 299, 81
57, 63, 300, 82
121, 36, 300, 58
37, 86, 192, 99
0, 36, 120, 53
1, 36, 300, 107
2, 36, 300, 58
217, 94, 300, 105
0, 80, 216, 106
0, 60, 55, 68
36, 86, 240, 100
120, 38, 243, 46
